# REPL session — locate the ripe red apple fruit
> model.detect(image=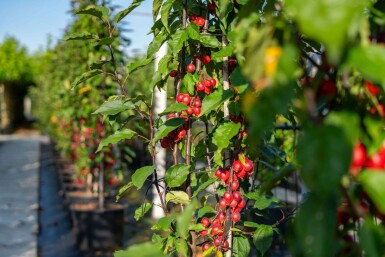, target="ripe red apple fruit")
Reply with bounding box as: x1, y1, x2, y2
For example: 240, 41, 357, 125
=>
195, 17, 205, 27
187, 63, 195, 73
223, 192, 233, 204
169, 70, 178, 77
231, 212, 241, 222
202, 243, 210, 251
351, 142, 367, 169
201, 55, 211, 65
182, 94, 191, 105
196, 82, 205, 92
176, 93, 184, 102
201, 217, 210, 227
232, 160, 243, 173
